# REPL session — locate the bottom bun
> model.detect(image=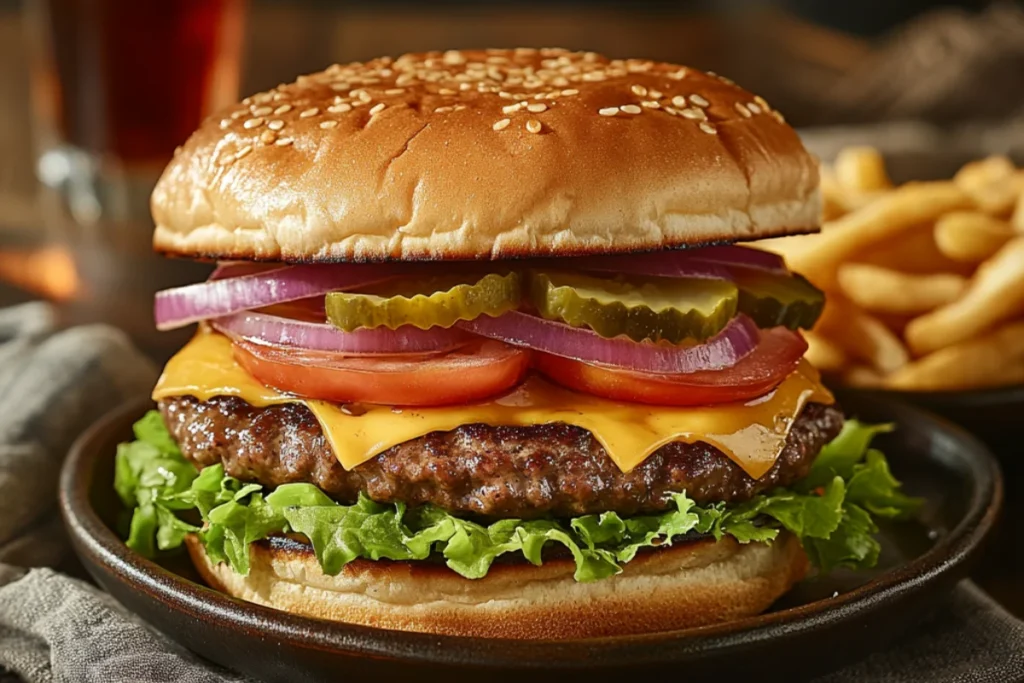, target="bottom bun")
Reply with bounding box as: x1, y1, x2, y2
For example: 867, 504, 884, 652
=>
186, 532, 808, 639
